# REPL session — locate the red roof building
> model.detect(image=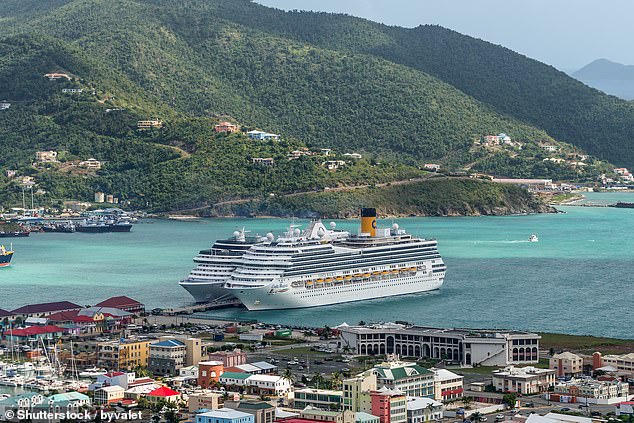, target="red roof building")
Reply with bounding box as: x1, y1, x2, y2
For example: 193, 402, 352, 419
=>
147, 386, 181, 403
93, 296, 145, 314
214, 121, 239, 133
2, 325, 64, 342
11, 301, 82, 318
